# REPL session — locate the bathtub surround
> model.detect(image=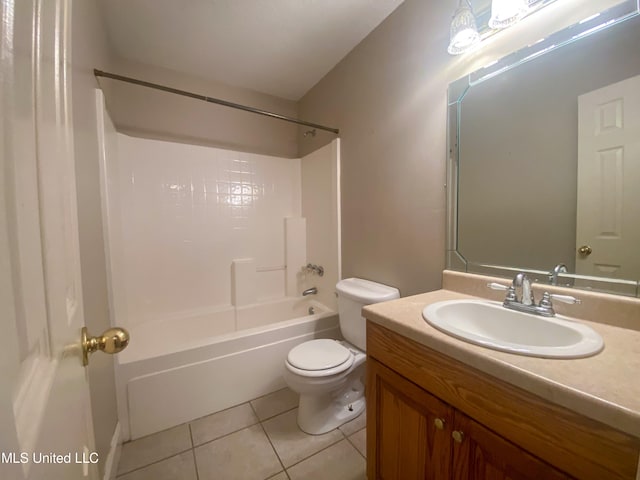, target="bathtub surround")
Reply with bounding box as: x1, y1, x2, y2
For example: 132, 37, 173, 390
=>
285, 217, 307, 297
231, 259, 258, 307
108, 134, 302, 326
103, 135, 340, 331
98, 100, 342, 441
100, 139, 341, 441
